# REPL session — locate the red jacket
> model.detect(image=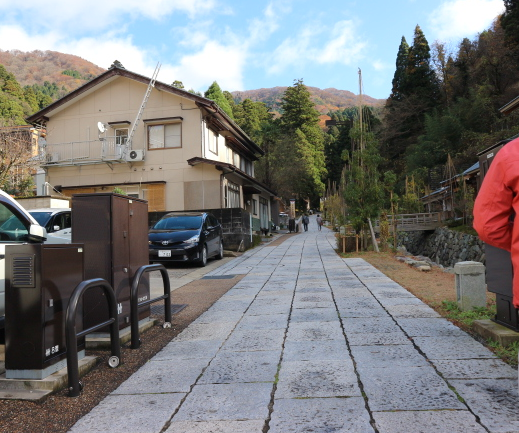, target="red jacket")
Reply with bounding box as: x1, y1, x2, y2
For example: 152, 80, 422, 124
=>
473, 137, 519, 307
